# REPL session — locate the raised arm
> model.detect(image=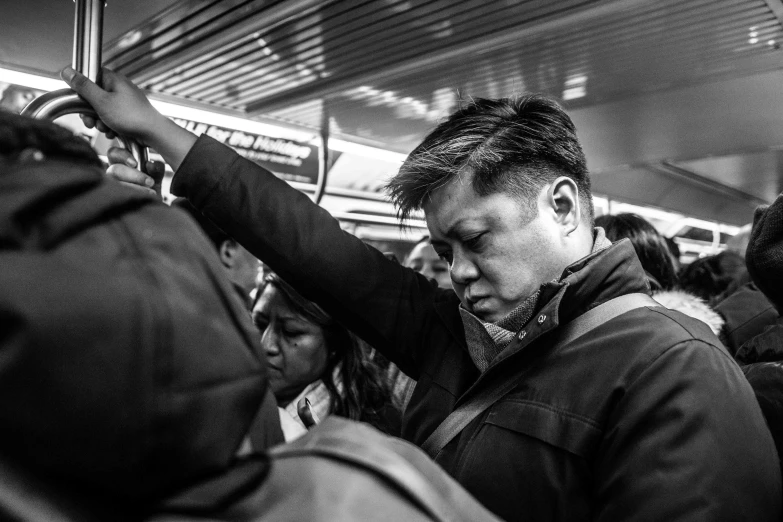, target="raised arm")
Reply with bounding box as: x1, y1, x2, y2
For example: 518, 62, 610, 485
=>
62, 66, 451, 377
170, 134, 446, 376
